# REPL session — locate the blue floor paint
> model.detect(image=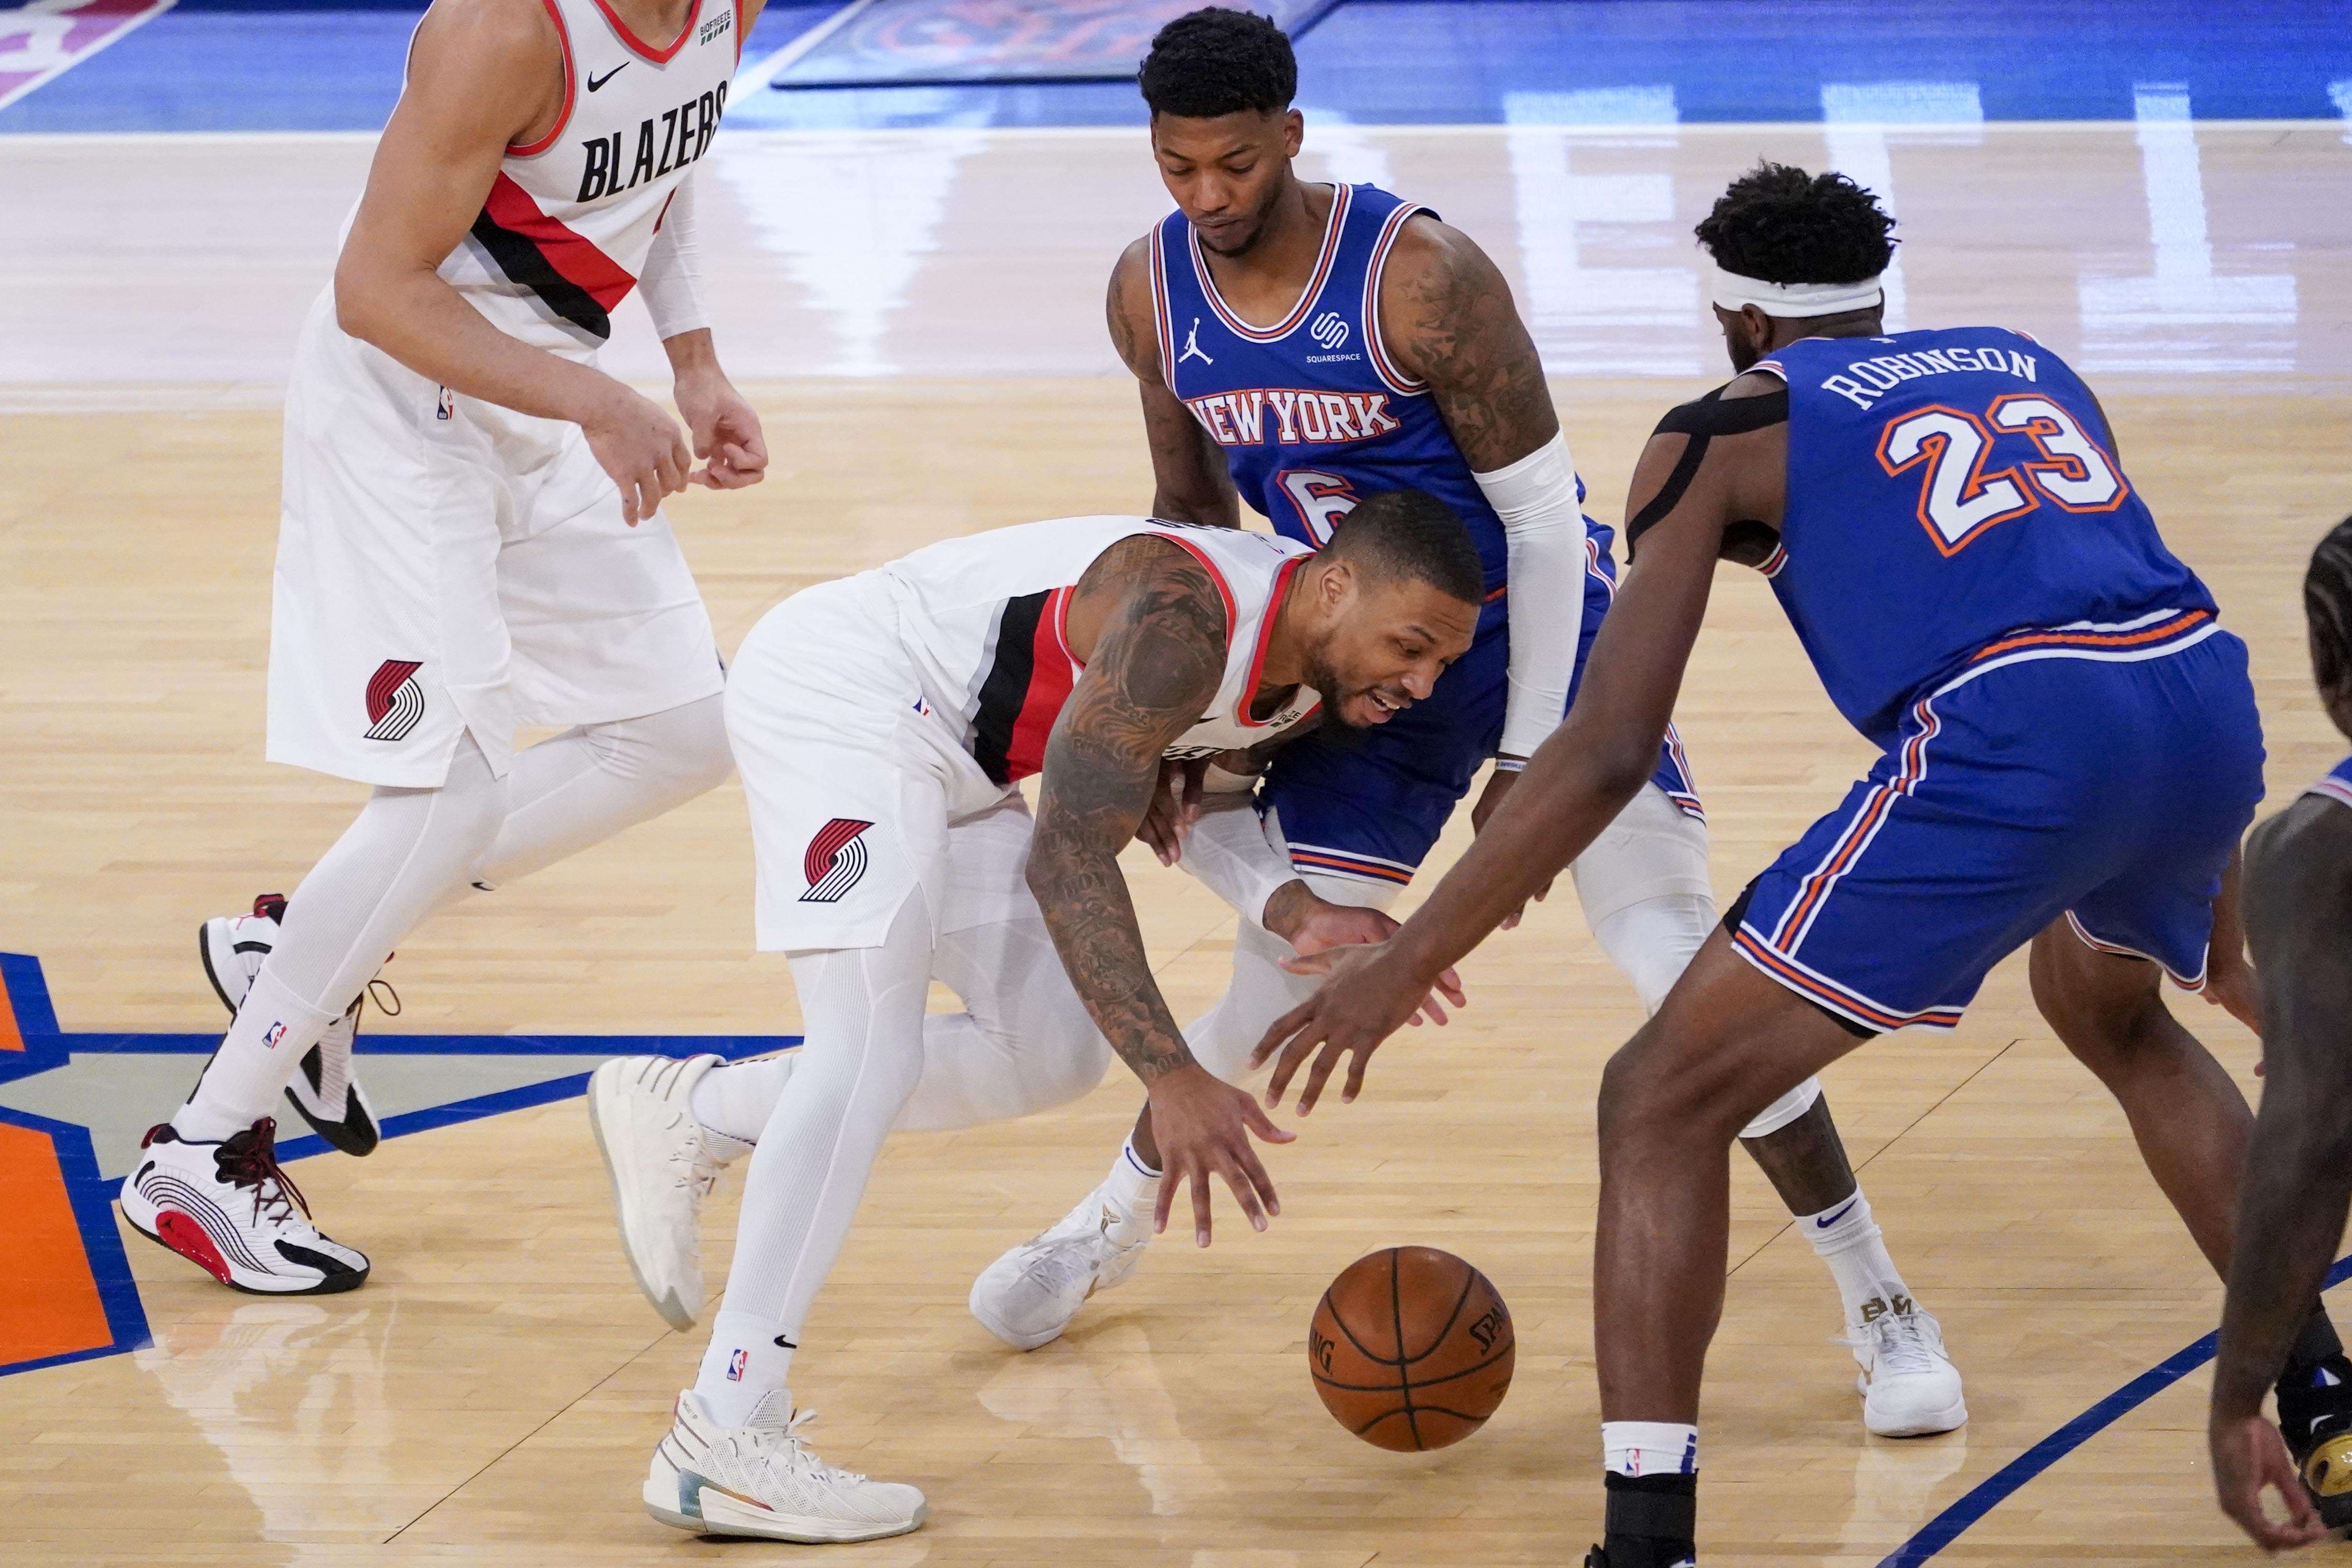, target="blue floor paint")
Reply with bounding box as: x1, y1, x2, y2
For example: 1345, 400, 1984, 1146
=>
4, 0, 2347, 133
1877, 1252, 2352, 1566
0, 950, 799, 1377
